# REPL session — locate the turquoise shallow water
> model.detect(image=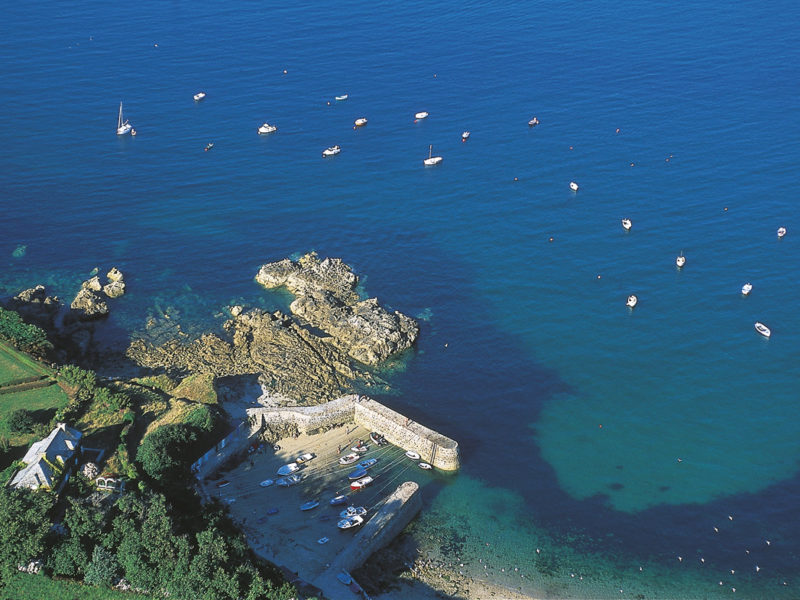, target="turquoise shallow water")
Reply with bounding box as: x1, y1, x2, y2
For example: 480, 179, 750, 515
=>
2, 1, 800, 597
